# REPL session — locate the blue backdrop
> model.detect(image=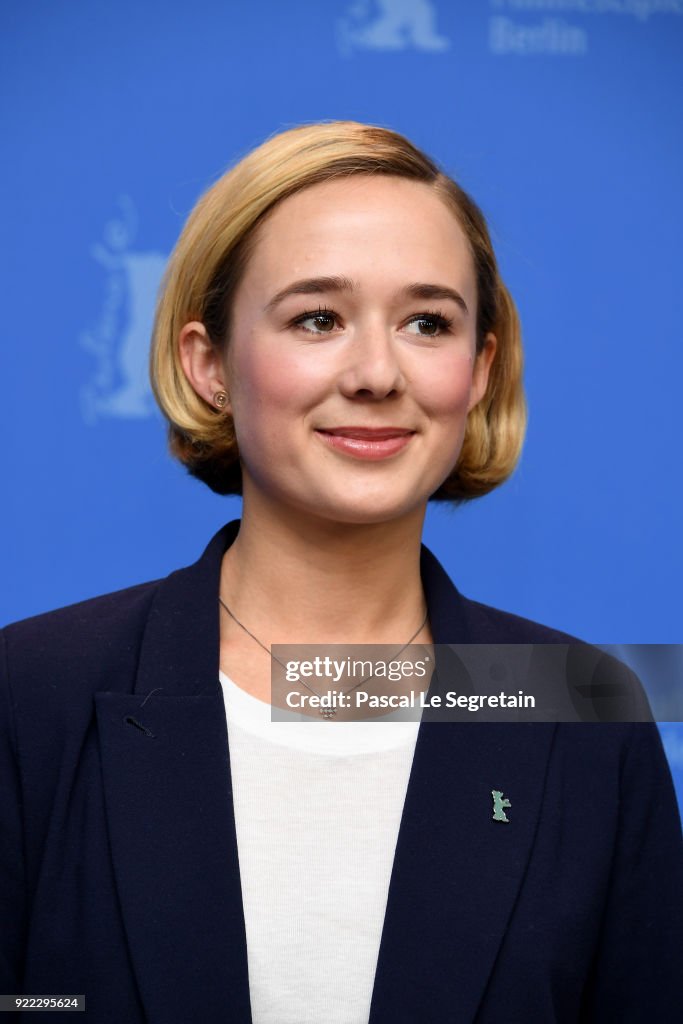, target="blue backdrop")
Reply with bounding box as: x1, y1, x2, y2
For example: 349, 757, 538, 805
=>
2, 0, 682, 799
